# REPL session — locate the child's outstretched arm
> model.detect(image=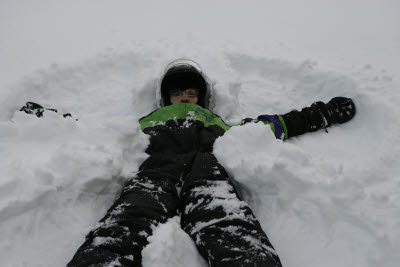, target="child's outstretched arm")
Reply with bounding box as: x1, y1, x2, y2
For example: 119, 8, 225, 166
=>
280, 97, 356, 139
241, 97, 356, 140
